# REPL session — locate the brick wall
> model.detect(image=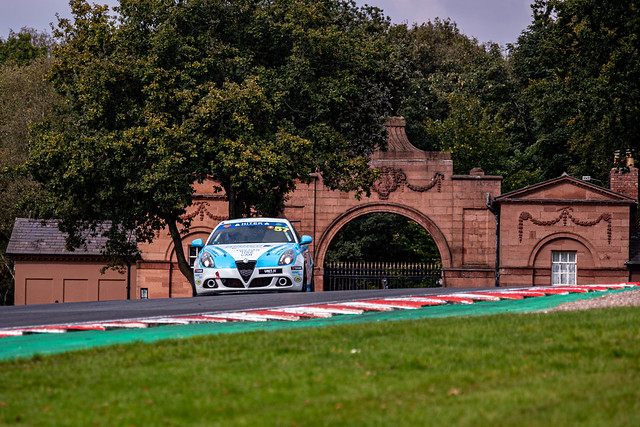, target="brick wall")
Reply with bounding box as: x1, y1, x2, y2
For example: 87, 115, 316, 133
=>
610, 167, 638, 200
